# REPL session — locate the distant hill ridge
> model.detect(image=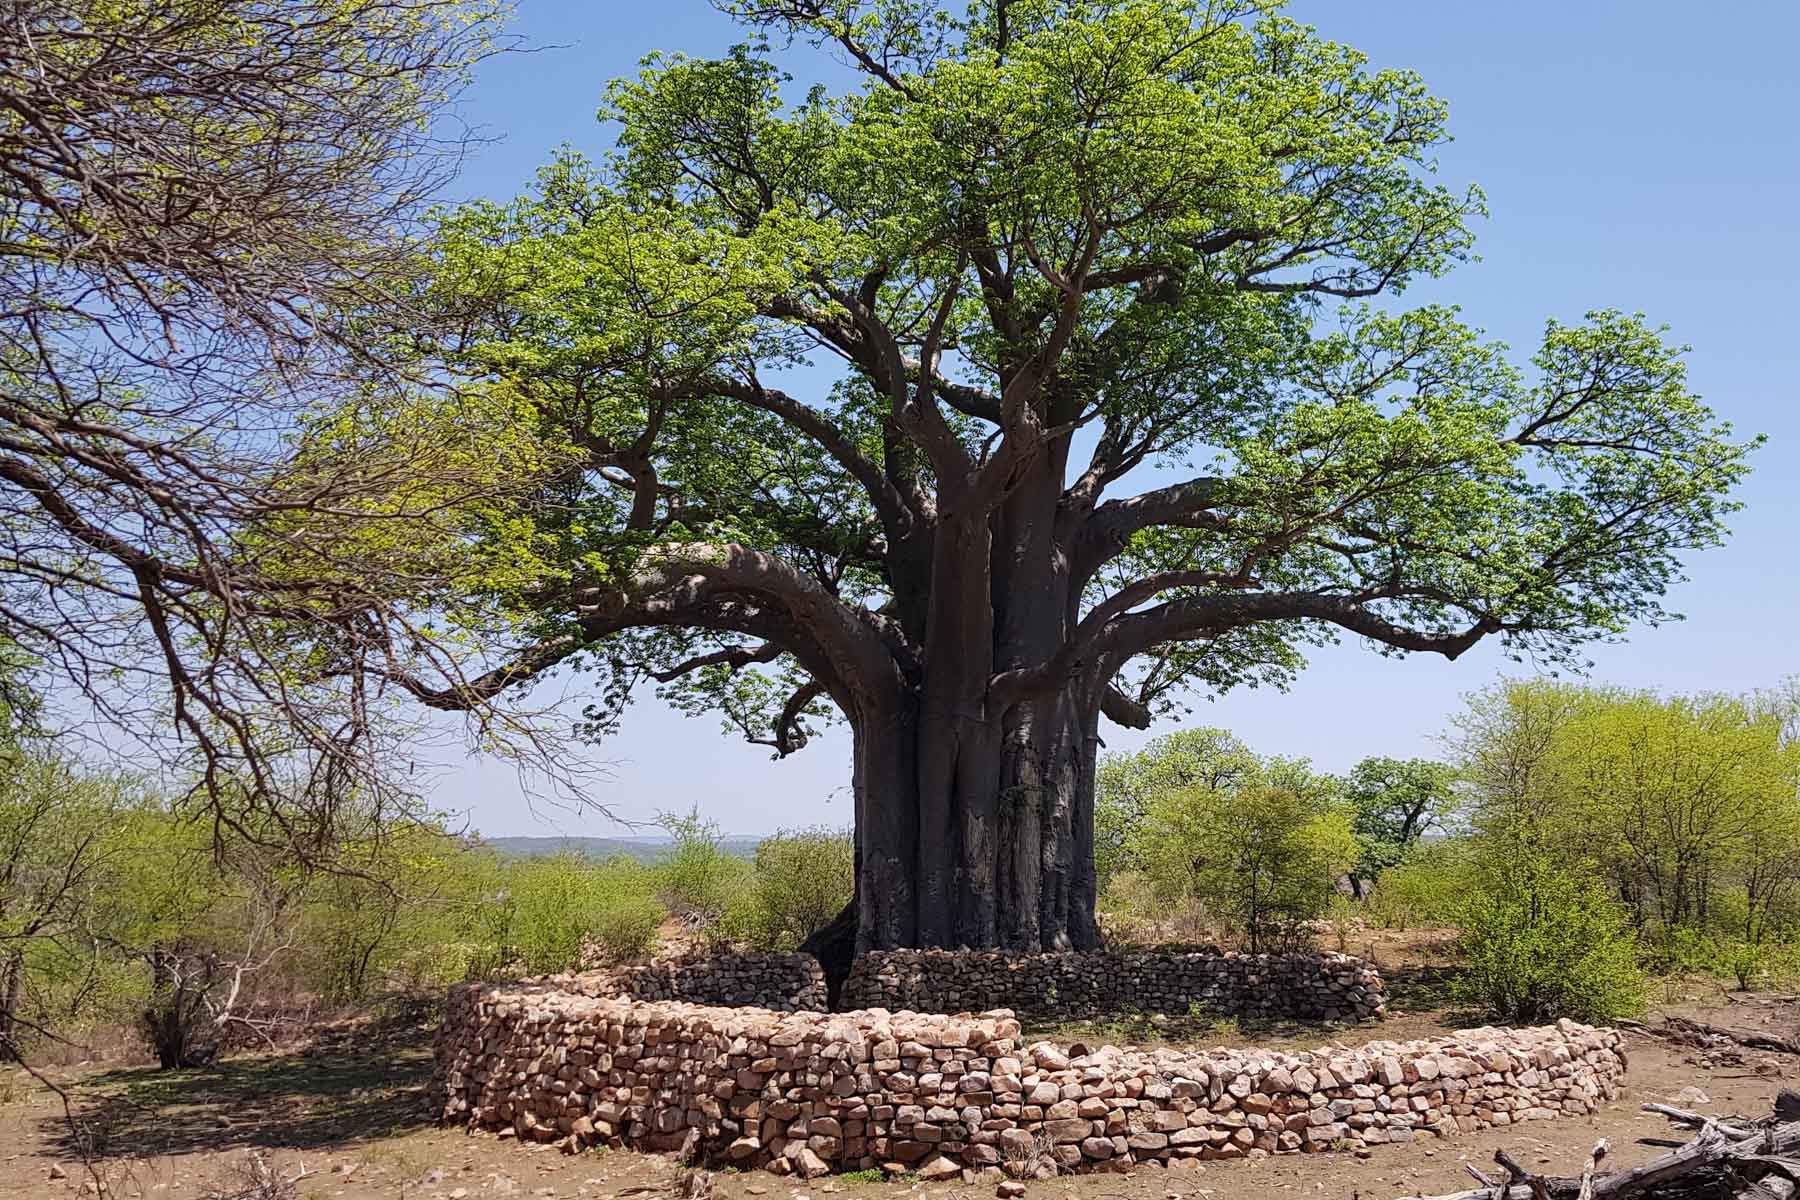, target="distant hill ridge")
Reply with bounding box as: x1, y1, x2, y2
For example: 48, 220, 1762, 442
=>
482, 834, 764, 863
